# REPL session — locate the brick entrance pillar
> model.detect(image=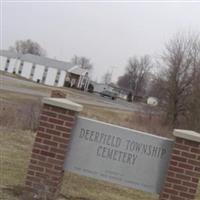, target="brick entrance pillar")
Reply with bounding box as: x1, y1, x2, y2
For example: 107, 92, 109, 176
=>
159, 129, 200, 200
25, 98, 83, 200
